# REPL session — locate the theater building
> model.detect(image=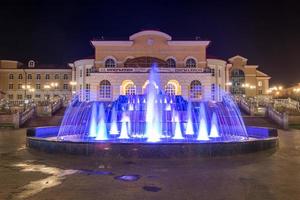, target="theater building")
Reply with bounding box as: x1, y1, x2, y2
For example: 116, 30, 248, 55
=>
68, 30, 270, 102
